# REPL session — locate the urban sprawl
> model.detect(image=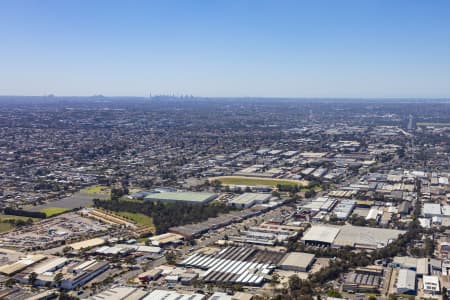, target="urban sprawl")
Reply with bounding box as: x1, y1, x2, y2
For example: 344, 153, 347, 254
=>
1, 97, 450, 300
